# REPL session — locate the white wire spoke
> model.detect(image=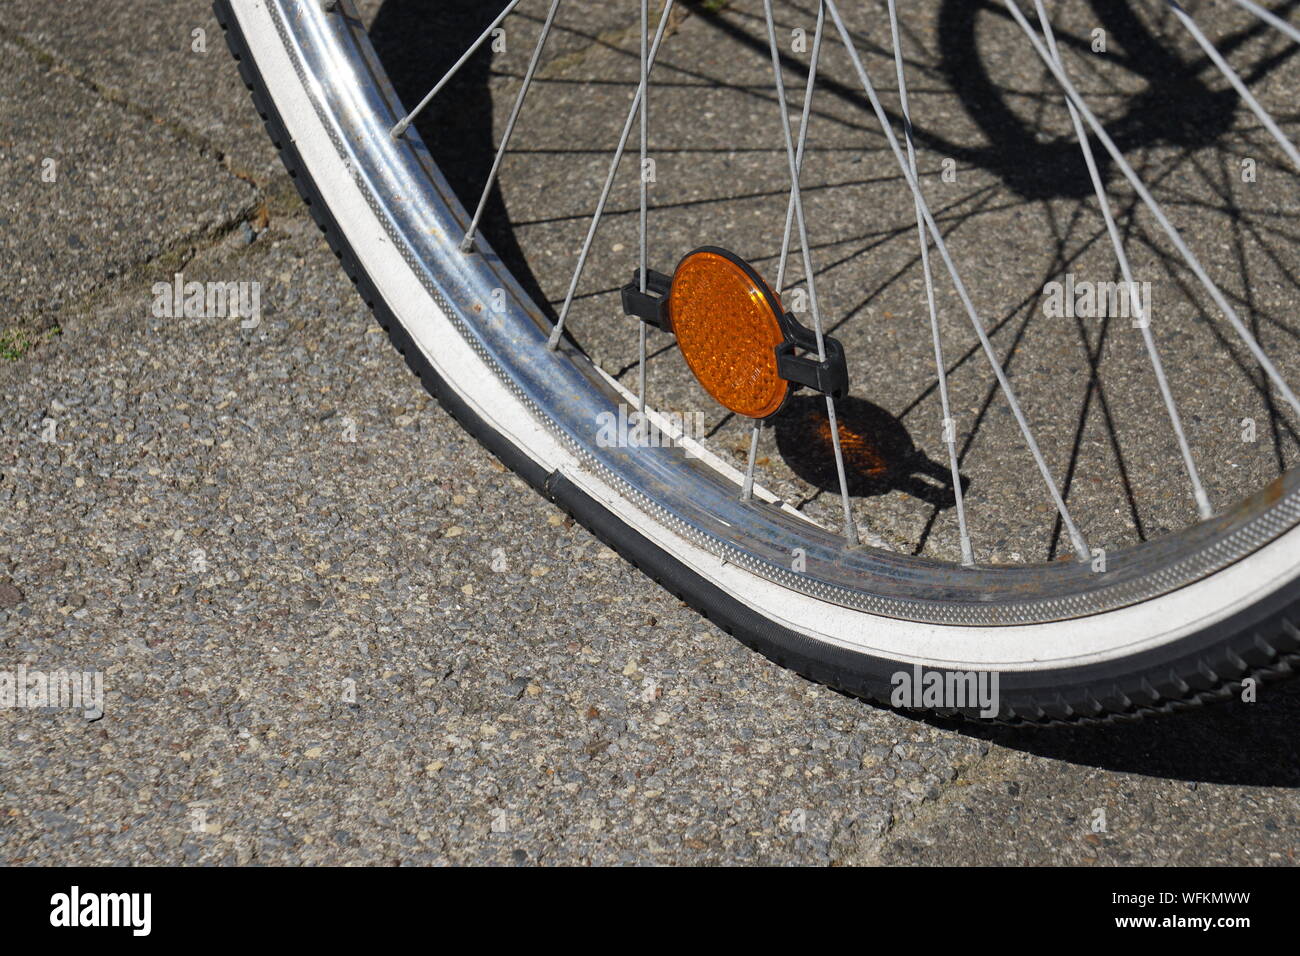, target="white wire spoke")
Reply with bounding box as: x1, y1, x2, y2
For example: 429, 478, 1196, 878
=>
462, 0, 565, 252
638, 0, 651, 411
391, 0, 527, 138
1001, 0, 1300, 422
750, 0, 820, 506
765, 0, 858, 546
776, 1, 826, 296
824, 0, 1090, 561
1227, 0, 1300, 46
741, 421, 762, 501
546, 0, 676, 352
1034, 0, 1213, 520
1166, 1, 1300, 173
887, 0, 975, 566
